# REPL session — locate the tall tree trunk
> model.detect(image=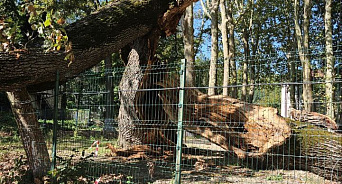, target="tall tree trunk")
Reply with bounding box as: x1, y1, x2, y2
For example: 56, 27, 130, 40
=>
182, 4, 195, 87
208, 0, 219, 96
220, 0, 230, 96
294, 0, 313, 111
247, 3, 257, 104
6, 88, 50, 179
324, 0, 335, 119
241, 27, 249, 102
289, 34, 297, 109
227, 0, 237, 98
248, 28, 258, 103
303, 0, 313, 111
285, 1, 297, 109
288, 51, 297, 108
